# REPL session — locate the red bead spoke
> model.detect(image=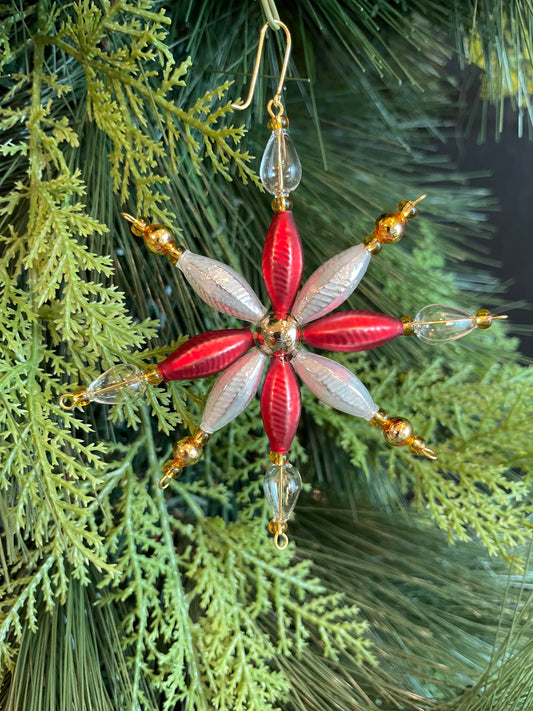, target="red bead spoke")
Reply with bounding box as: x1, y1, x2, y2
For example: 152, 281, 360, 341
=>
159, 328, 254, 381
261, 356, 301, 453
303, 311, 404, 352
262, 211, 304, 318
